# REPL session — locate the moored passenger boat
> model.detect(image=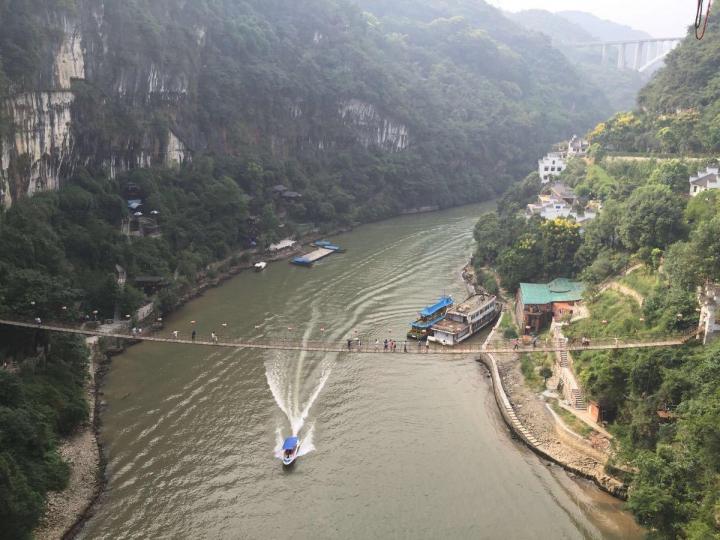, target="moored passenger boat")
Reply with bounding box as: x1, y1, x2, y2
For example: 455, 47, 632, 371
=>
428, 294, 501, 346
407, 295, 453, 340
